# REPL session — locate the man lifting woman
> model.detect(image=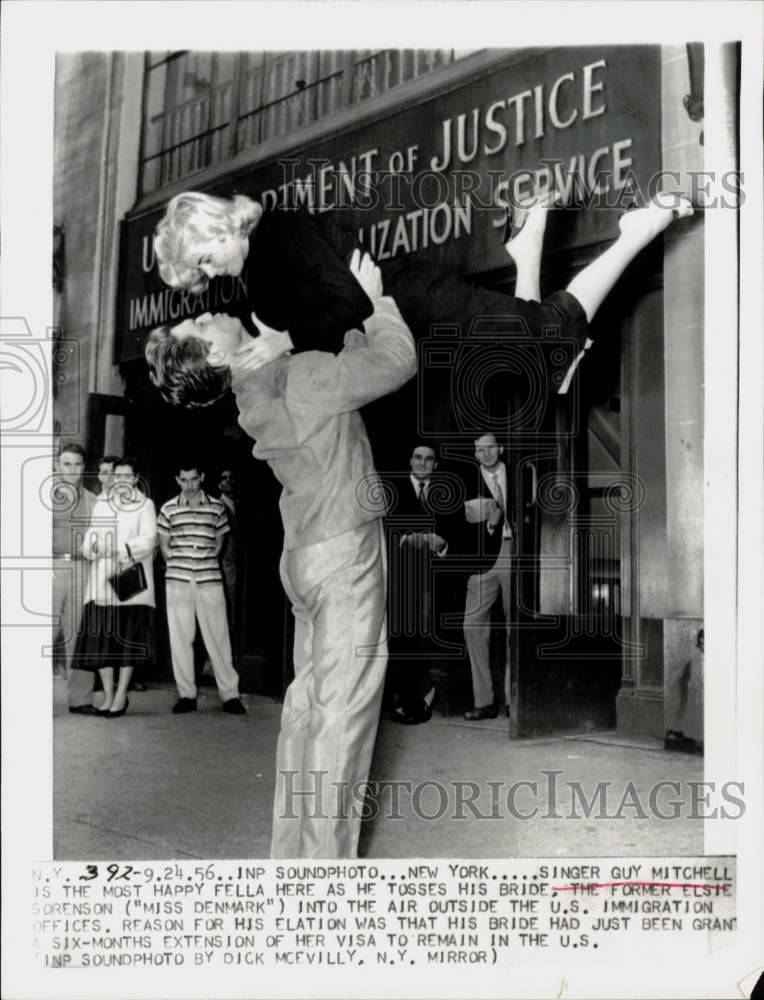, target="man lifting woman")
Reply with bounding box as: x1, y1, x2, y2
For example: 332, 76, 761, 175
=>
146, 188, 692, 859
151, 186, 693, 398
